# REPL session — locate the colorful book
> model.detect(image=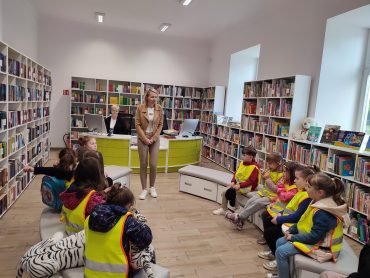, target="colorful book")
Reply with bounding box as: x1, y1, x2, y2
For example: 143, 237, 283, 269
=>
320, 125, 341, 145
307, 126, 322, 142
334, 130, 365, 150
